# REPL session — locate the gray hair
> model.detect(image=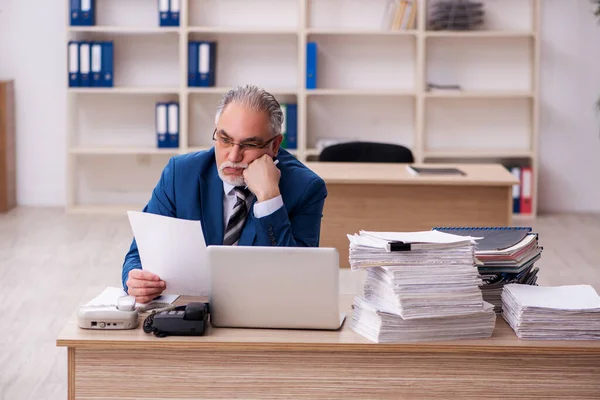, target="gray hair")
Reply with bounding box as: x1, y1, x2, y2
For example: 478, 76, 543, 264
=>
215, 84, 284, 137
